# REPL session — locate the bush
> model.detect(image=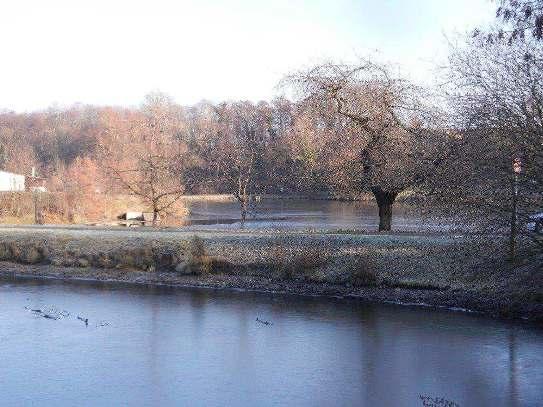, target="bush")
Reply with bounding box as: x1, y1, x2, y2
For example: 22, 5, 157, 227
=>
0, 241, 47, 264
0, 242, 11, 260
348, 258, 377, 287
188, 235, 206, 260
22, 246, 44, 264
271, 241, 328, 280
351, 268, 377, 287
177, 235, 213, 275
